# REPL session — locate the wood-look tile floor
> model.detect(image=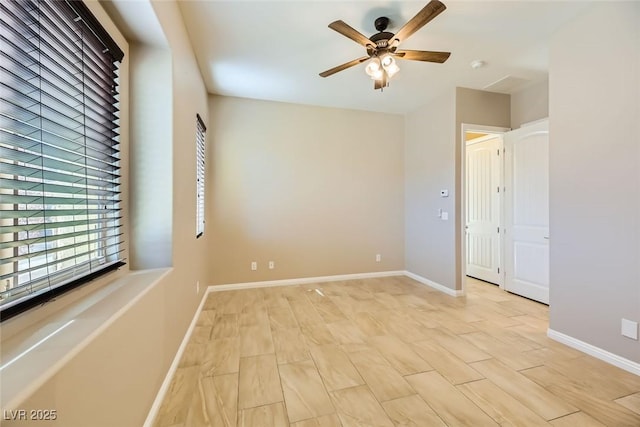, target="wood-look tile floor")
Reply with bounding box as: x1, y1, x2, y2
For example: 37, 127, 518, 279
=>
154, 276, 640, 427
